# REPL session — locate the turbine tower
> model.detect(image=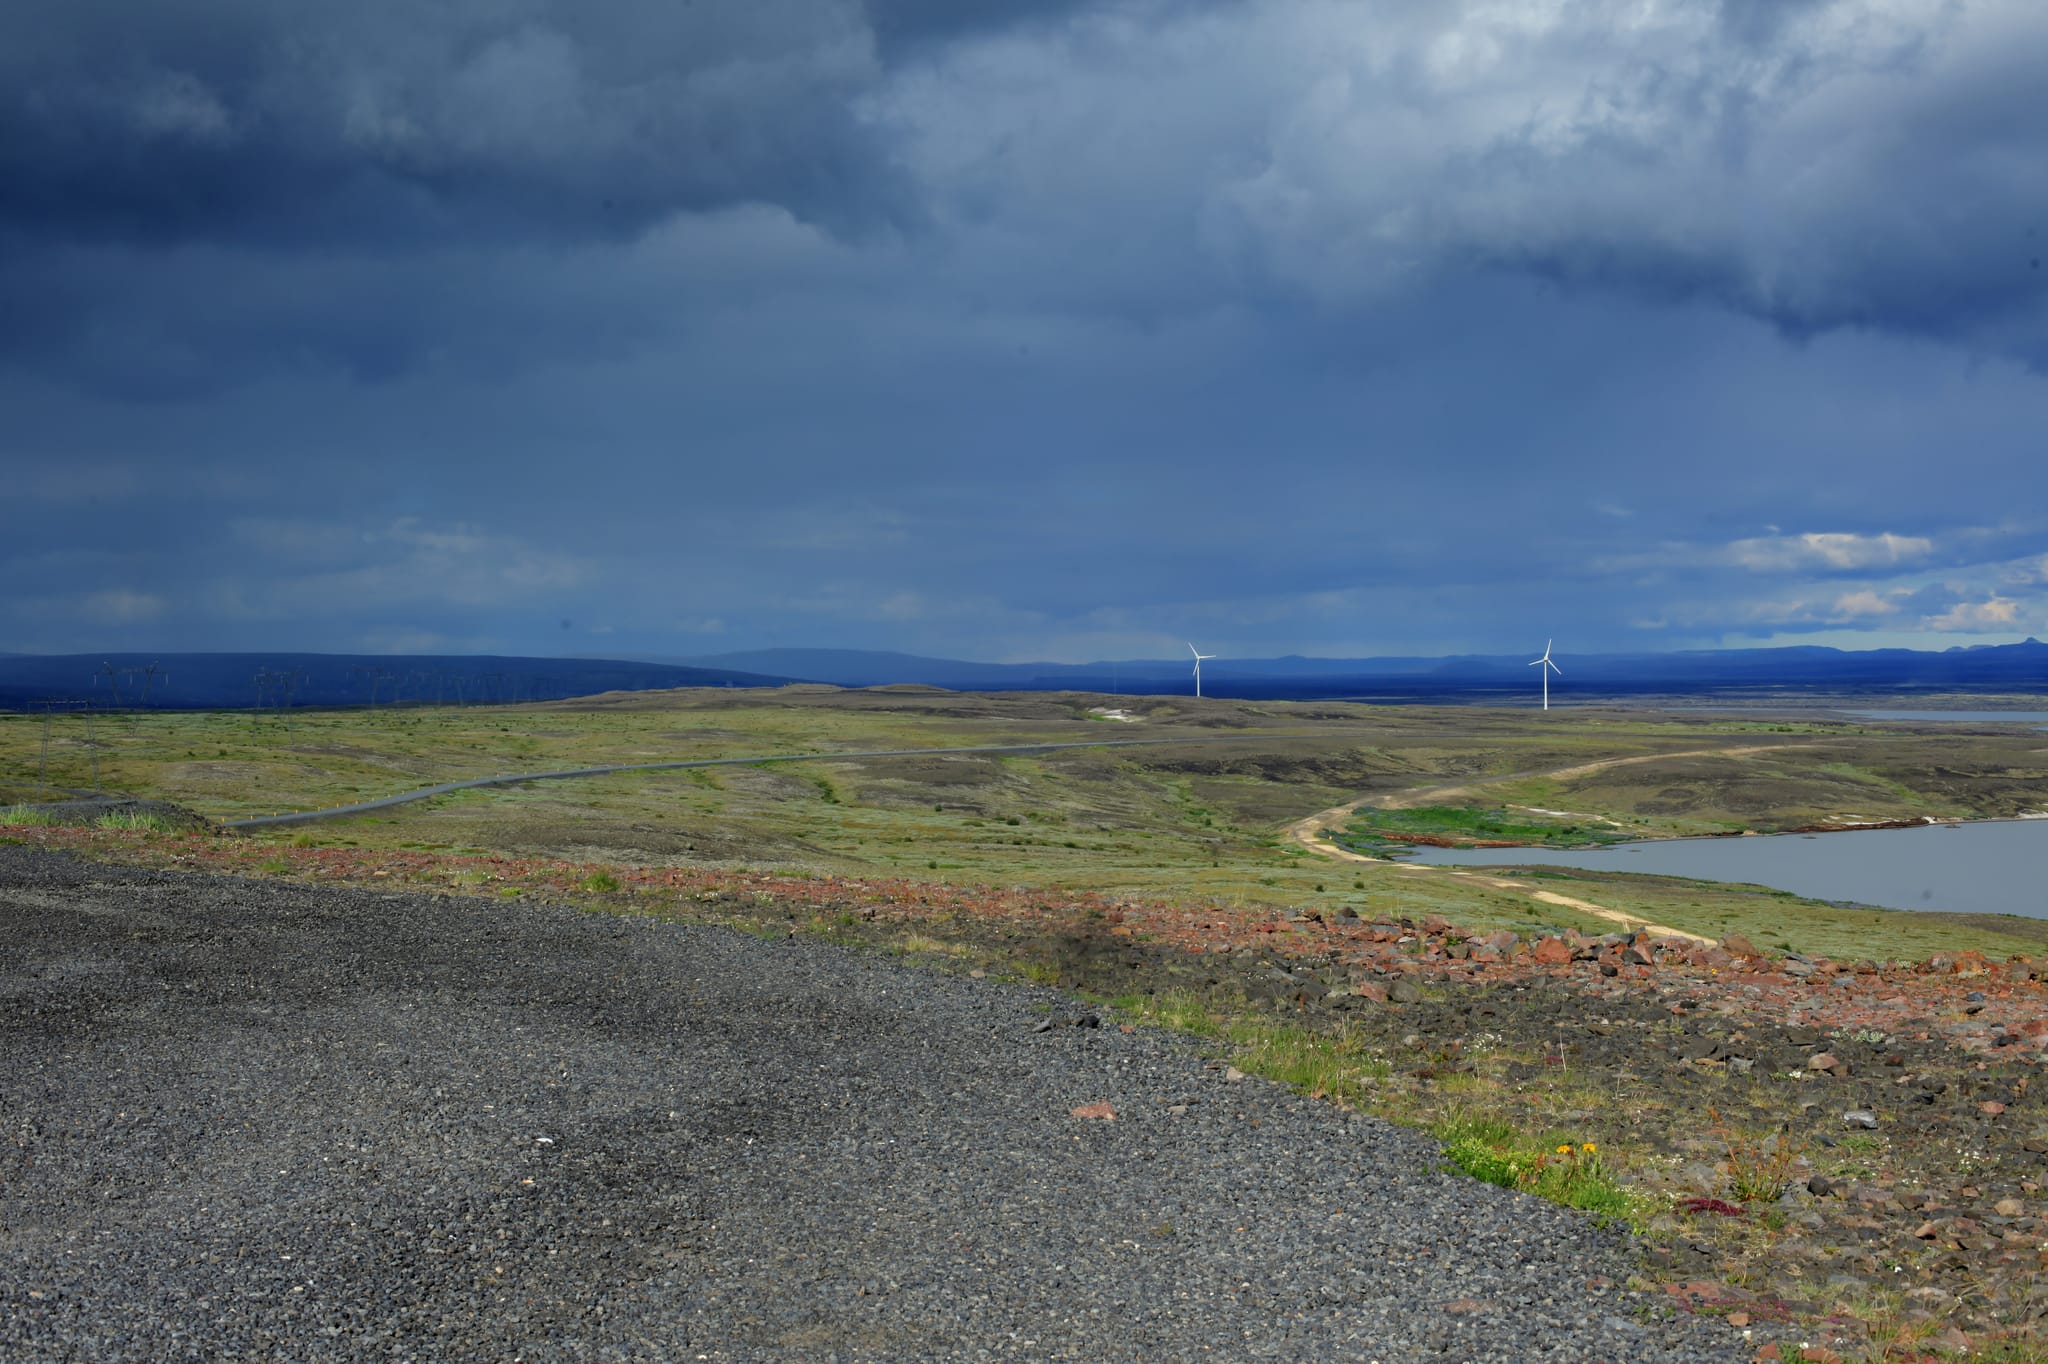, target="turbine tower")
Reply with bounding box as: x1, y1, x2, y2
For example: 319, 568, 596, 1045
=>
1188, 642, 1216, 699
1529, 639, 1561, 711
